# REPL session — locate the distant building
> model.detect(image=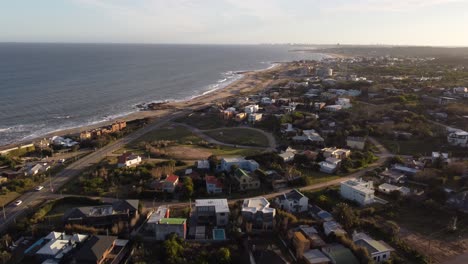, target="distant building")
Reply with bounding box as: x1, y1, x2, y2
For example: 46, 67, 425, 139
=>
352, 232, 394, 263
303, 249, 331, 264
196, 159, 210, 170
324, 105, 342, 112
241, 197, 276, 230
335, 98, 352, 109
117, 153, 142, 168
194, 199, 230, 226
275, 189, 309, 213
244, 104, 259, 114
73, 235, 129, 264
51, 136, 78, 148
319, 161, 339, 174
248, 113, 263, 123
322, 147, 351, 159
379, 168, 405, 184
340, 178, 375, 205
